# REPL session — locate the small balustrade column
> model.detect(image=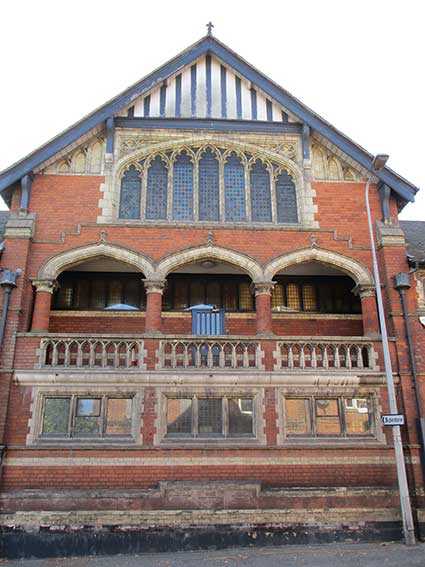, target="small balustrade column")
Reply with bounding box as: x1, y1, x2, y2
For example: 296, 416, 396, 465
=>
143, 279, 166, 334
254, 281, 275, 336
31, 279, 58, 332
356, 284, 380, 337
